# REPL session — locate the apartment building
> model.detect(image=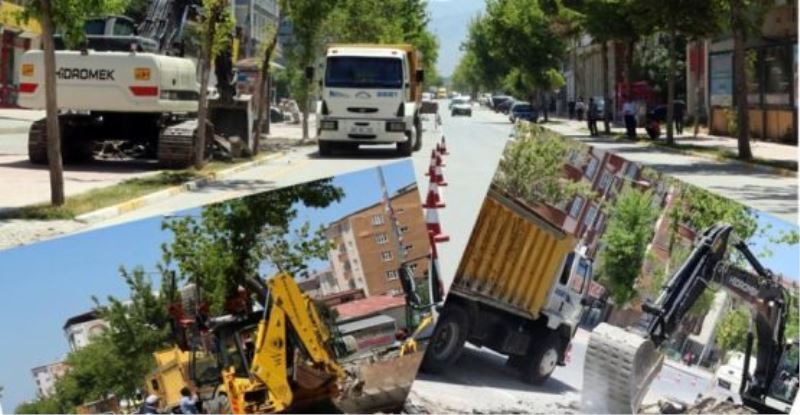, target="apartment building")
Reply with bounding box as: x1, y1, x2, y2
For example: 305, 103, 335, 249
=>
63, 311, 109, 352
327, 184, 430, 297
30, 361, 68, 398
